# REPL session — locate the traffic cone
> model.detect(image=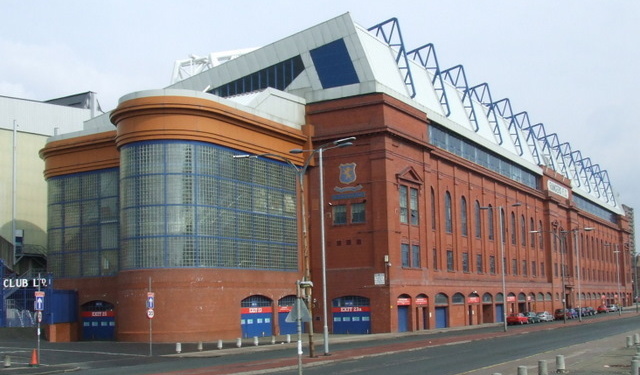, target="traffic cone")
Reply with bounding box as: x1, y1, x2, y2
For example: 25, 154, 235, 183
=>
29, 349, 38, 367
